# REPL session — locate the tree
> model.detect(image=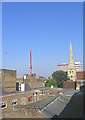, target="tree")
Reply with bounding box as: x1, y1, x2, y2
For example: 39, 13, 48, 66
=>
52, 71, 70, 88
45, 76, 58, 87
